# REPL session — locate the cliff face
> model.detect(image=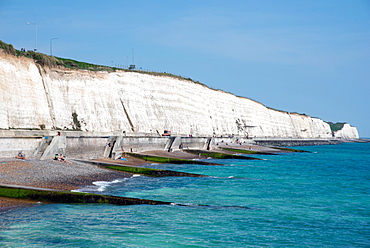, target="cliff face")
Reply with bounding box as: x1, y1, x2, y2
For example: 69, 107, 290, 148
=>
0, 52, 358, 138
333, 124, 359, 139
